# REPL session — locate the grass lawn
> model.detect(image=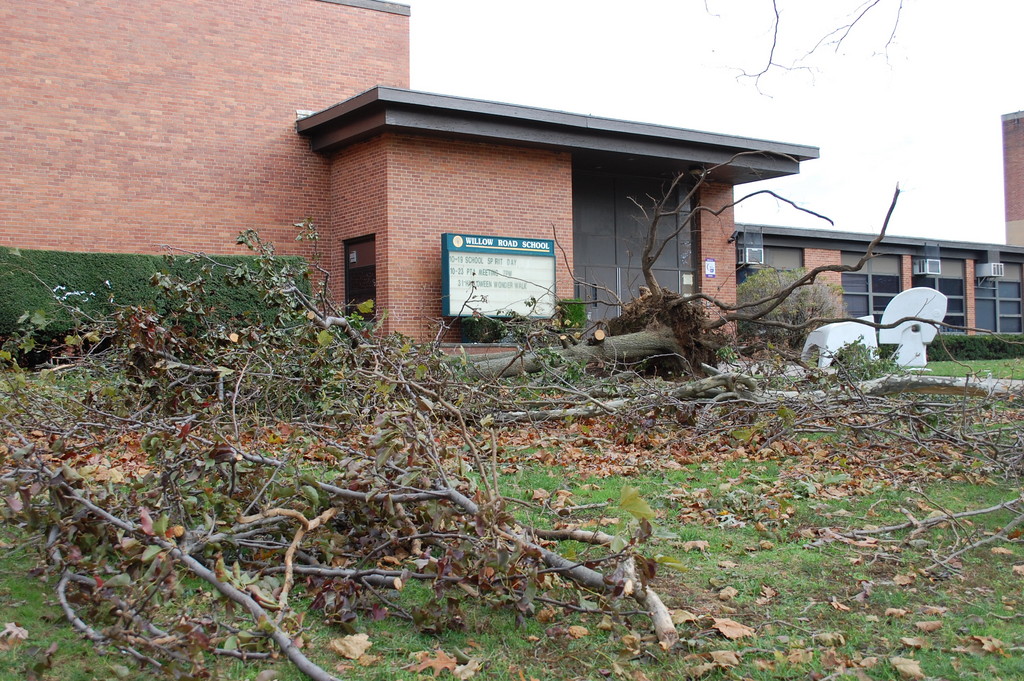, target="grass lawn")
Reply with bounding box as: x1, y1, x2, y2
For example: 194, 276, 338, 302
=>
927, 358, 1024, 379
3, 357, 1023, 680
3, 439, 1023, 681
